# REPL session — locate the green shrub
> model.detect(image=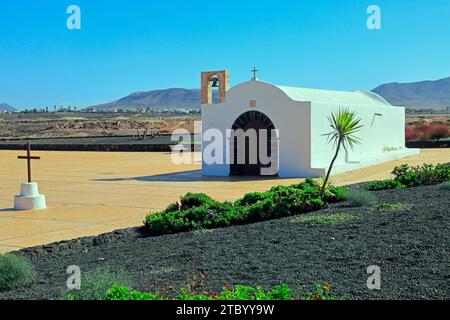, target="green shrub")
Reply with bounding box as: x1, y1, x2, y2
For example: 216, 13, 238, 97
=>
144, 181, 347, 236
67, 266, 130, 300
105, 285, 162, 300
145, 201, 239, 236
164, 202, 180, 213
367, 179, 406, 191
234, 191, 273, 207
99, 283, 342, 301
302, 283, 340, 301
180, 193, 216, 210
392, 163, 450, 188
347, 189, 378, 207
366, 163, 450, 191
439, 181, 450, 190
0, 254, 37, 292
324, 186, 348, 202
